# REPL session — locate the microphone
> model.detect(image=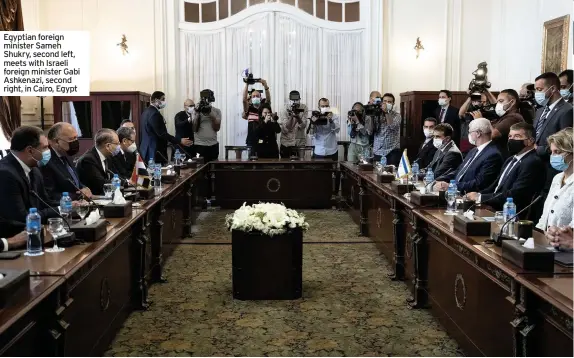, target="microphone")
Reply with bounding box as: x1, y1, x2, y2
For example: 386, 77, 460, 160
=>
489, 195, 542, 245
464, 191, 506, 214
30, 190, 72, 232
155, 150, 169, 164
66, 179, 98, 207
